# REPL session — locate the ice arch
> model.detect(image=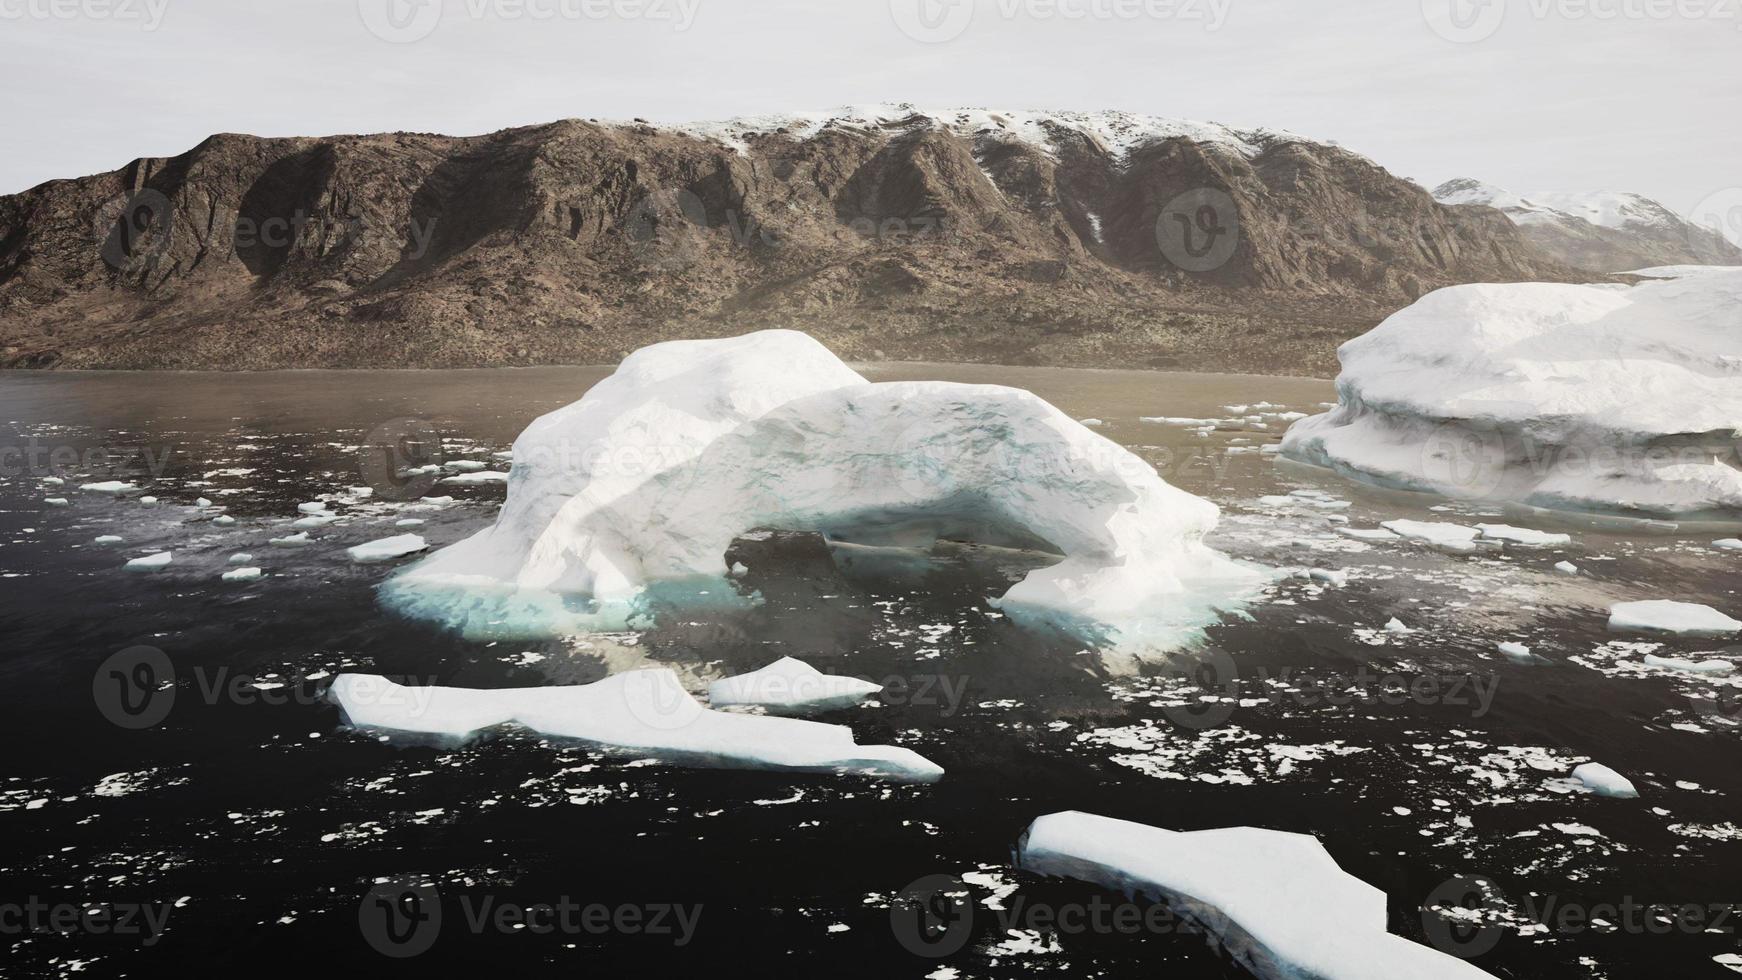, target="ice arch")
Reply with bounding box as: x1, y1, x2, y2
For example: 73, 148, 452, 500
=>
383, 331, 1260, 649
